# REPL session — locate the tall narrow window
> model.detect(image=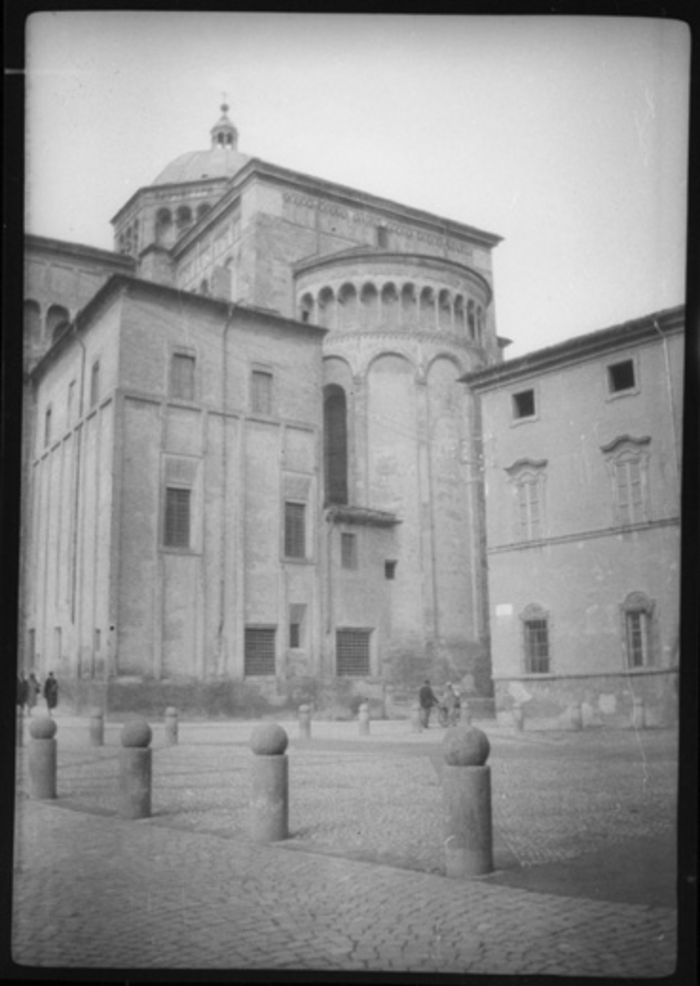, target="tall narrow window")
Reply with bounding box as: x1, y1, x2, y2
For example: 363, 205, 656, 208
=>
621, 591, 654, 669
251, 370, 273, 415
164, 487, 191, 548
341, 532, 358, 569
289, 604, 306, 650
90, 360, 100, 408
521, 604, 550, 674
506, 459, 548, 542
602, 436, 650, 527
284, 502, 306, 559
336, 629, 371, 677
170, 353, 195, 400
245, 627, 276, 675
44, 406, 52, 447
324, 384, 348, 505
